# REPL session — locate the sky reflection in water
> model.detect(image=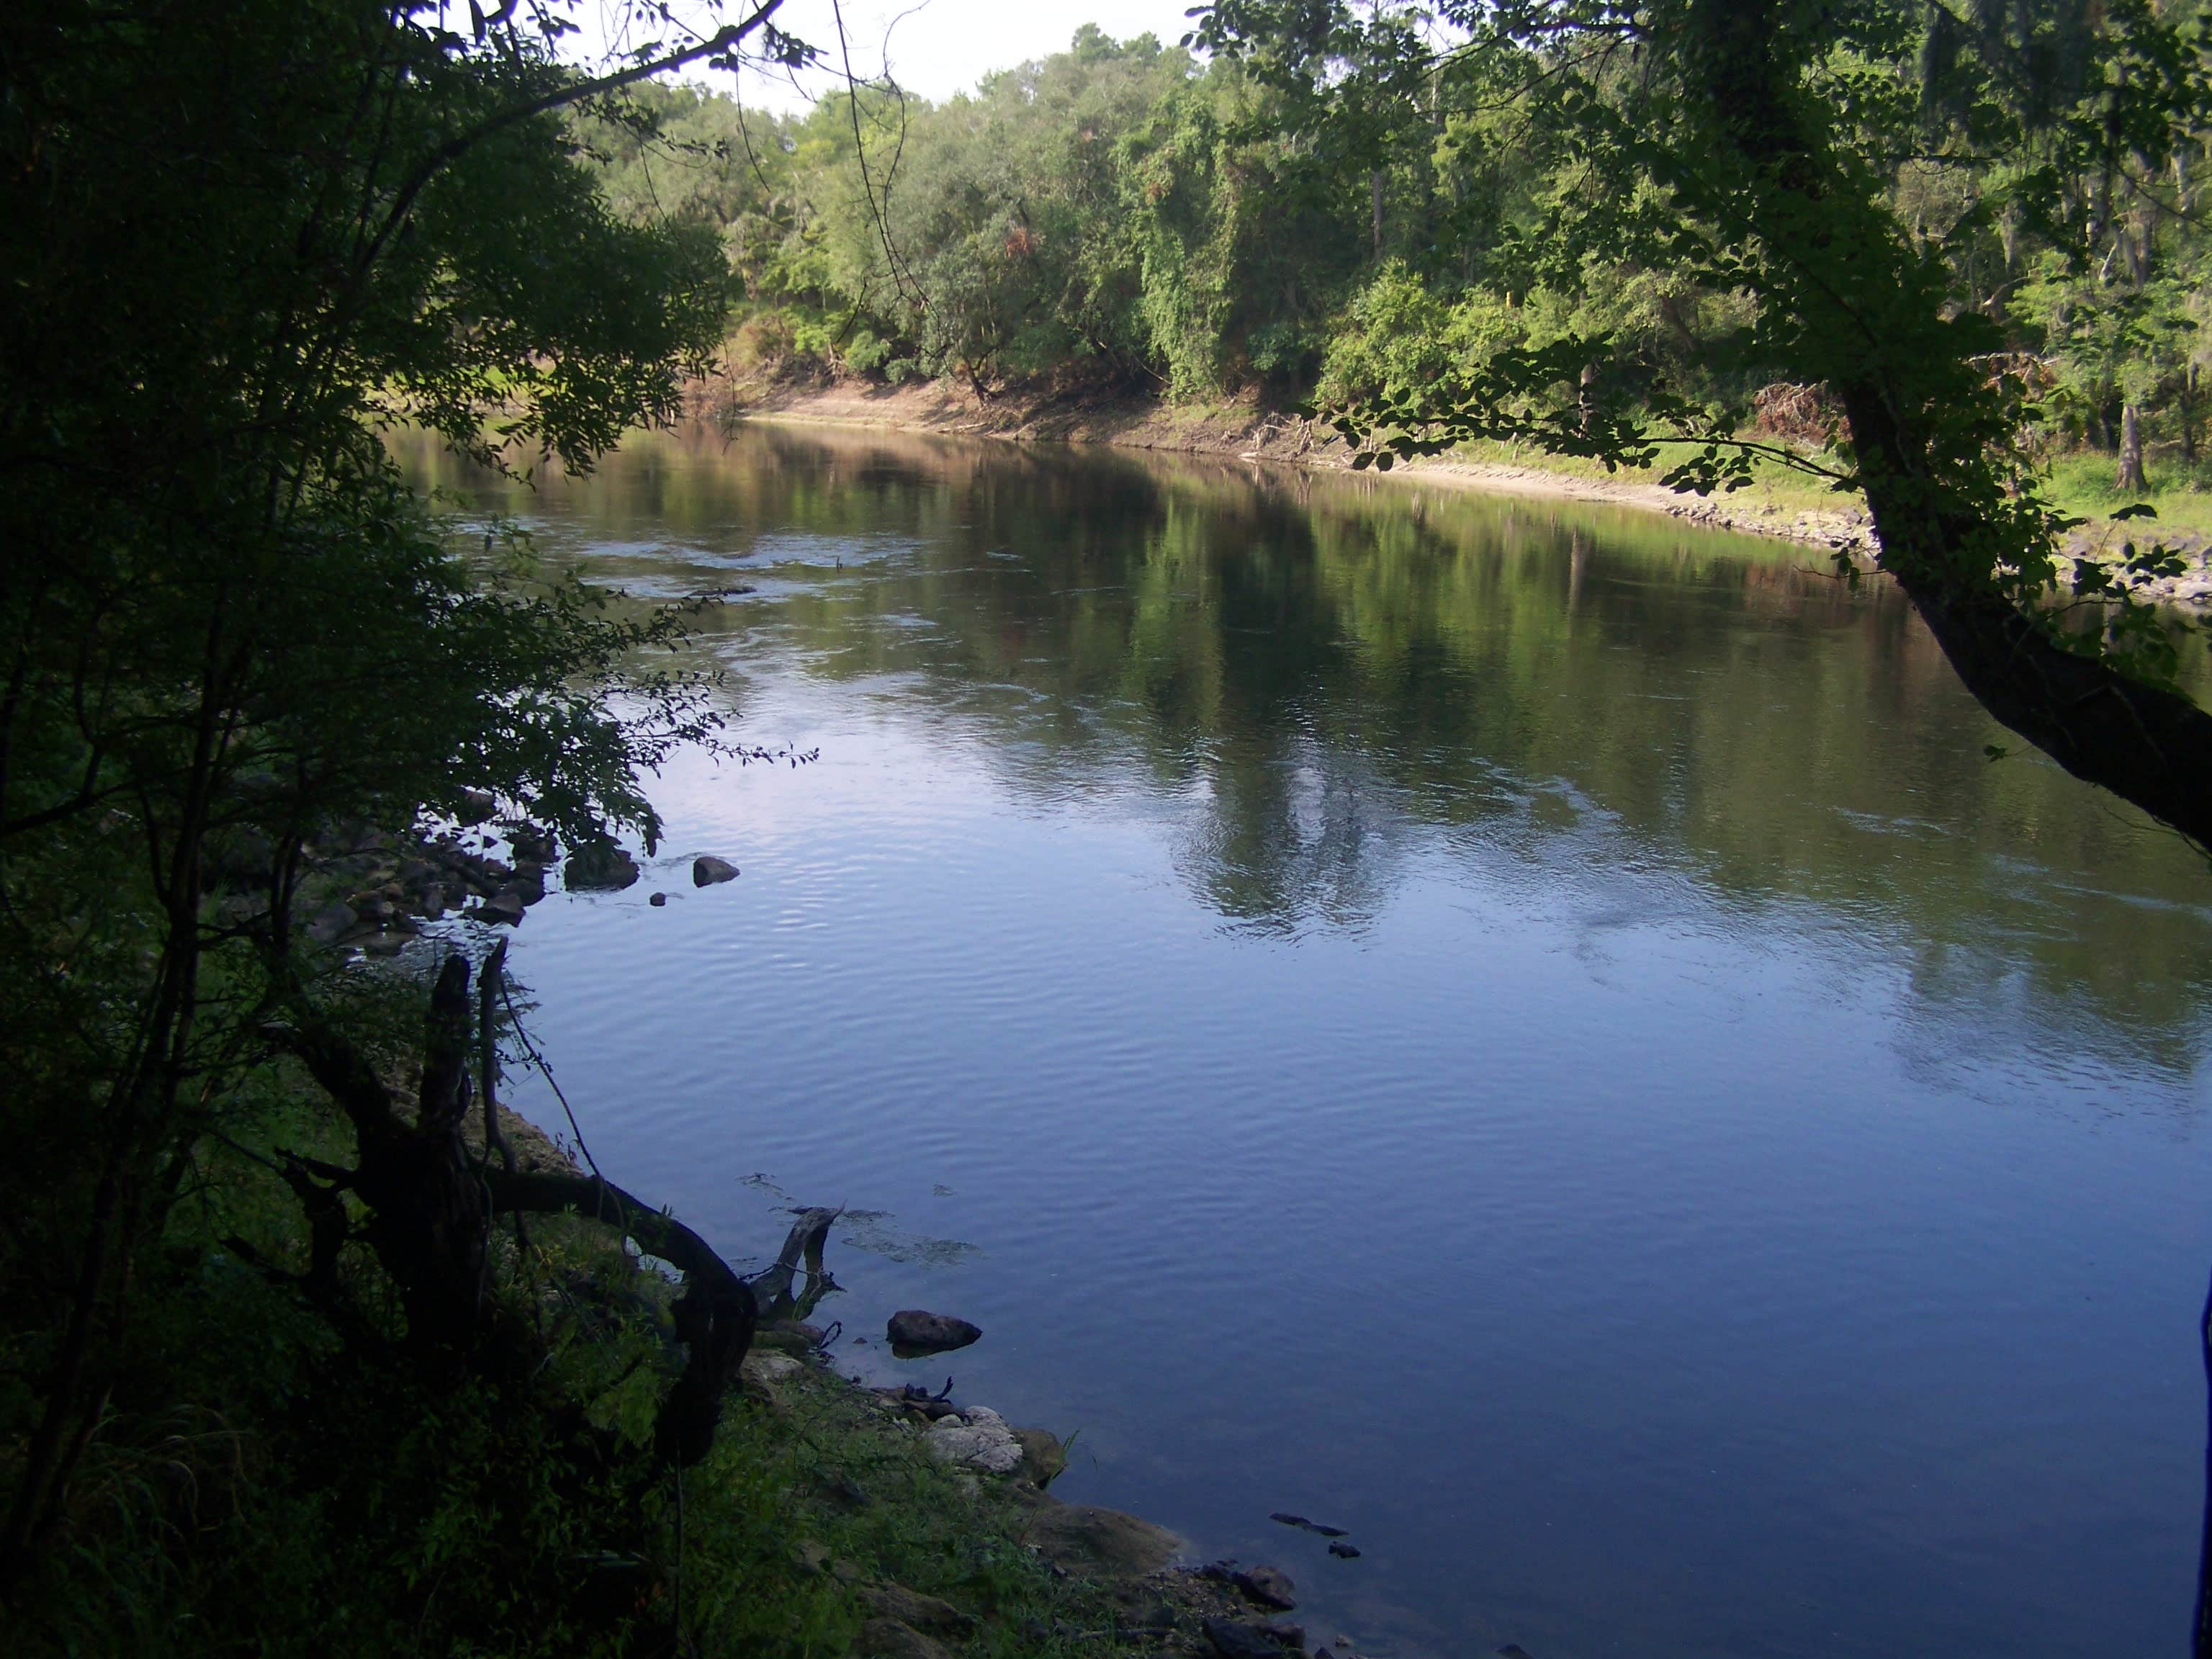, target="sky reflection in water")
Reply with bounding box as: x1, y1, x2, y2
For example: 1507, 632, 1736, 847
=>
410, 423, 2212, 1659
